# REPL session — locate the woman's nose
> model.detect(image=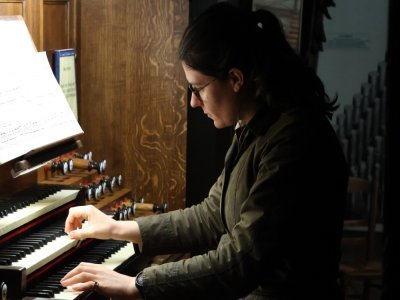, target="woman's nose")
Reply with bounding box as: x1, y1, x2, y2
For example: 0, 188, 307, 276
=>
190, 94, 202, 108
